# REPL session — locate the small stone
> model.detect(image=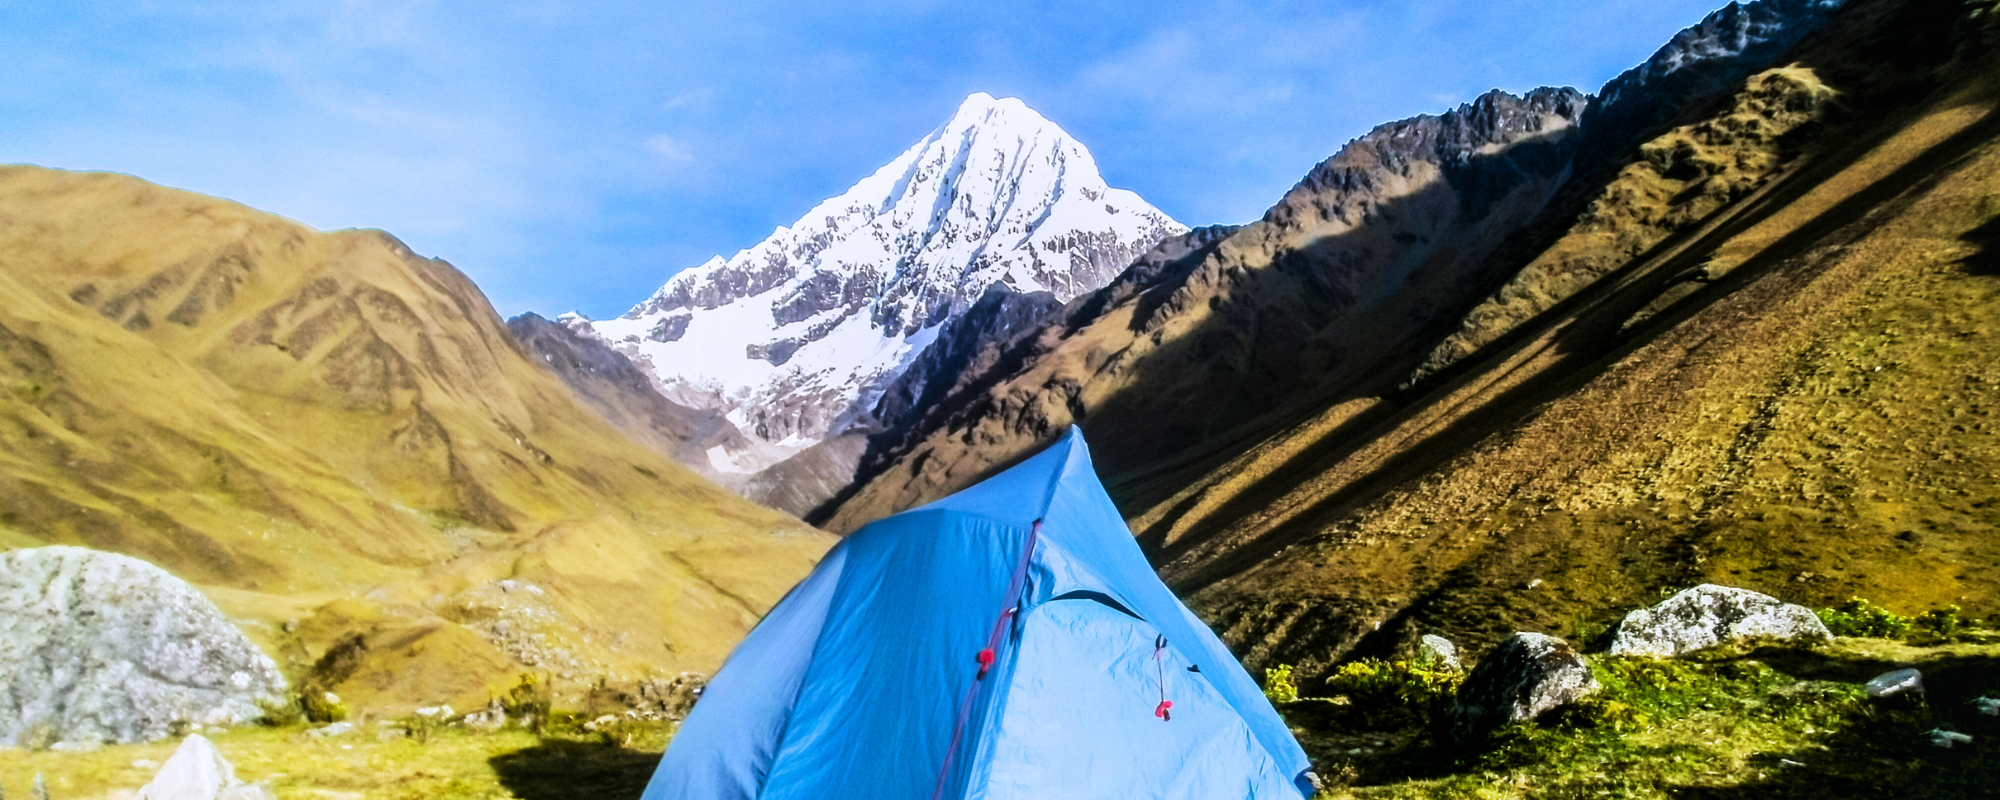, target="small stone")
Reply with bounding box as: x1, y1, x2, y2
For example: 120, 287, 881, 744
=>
1417, 634, 1462, 671
1974, 697, 2000, 716
463, 700, 507, 731
1929, 729, 1973, 748
50, 739, 101, 752
306, 721, 354, 738
1609, 584, 1831, 658
1449, 632, 1599, 743
1866, 669, 1924, 698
